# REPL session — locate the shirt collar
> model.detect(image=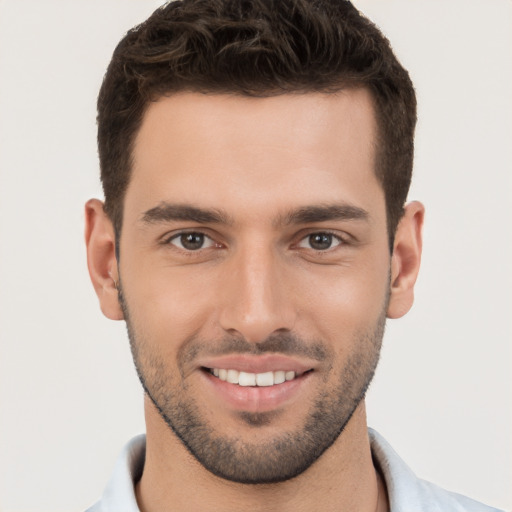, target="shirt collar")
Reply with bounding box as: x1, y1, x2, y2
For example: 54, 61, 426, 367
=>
93, 429, 500, 512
